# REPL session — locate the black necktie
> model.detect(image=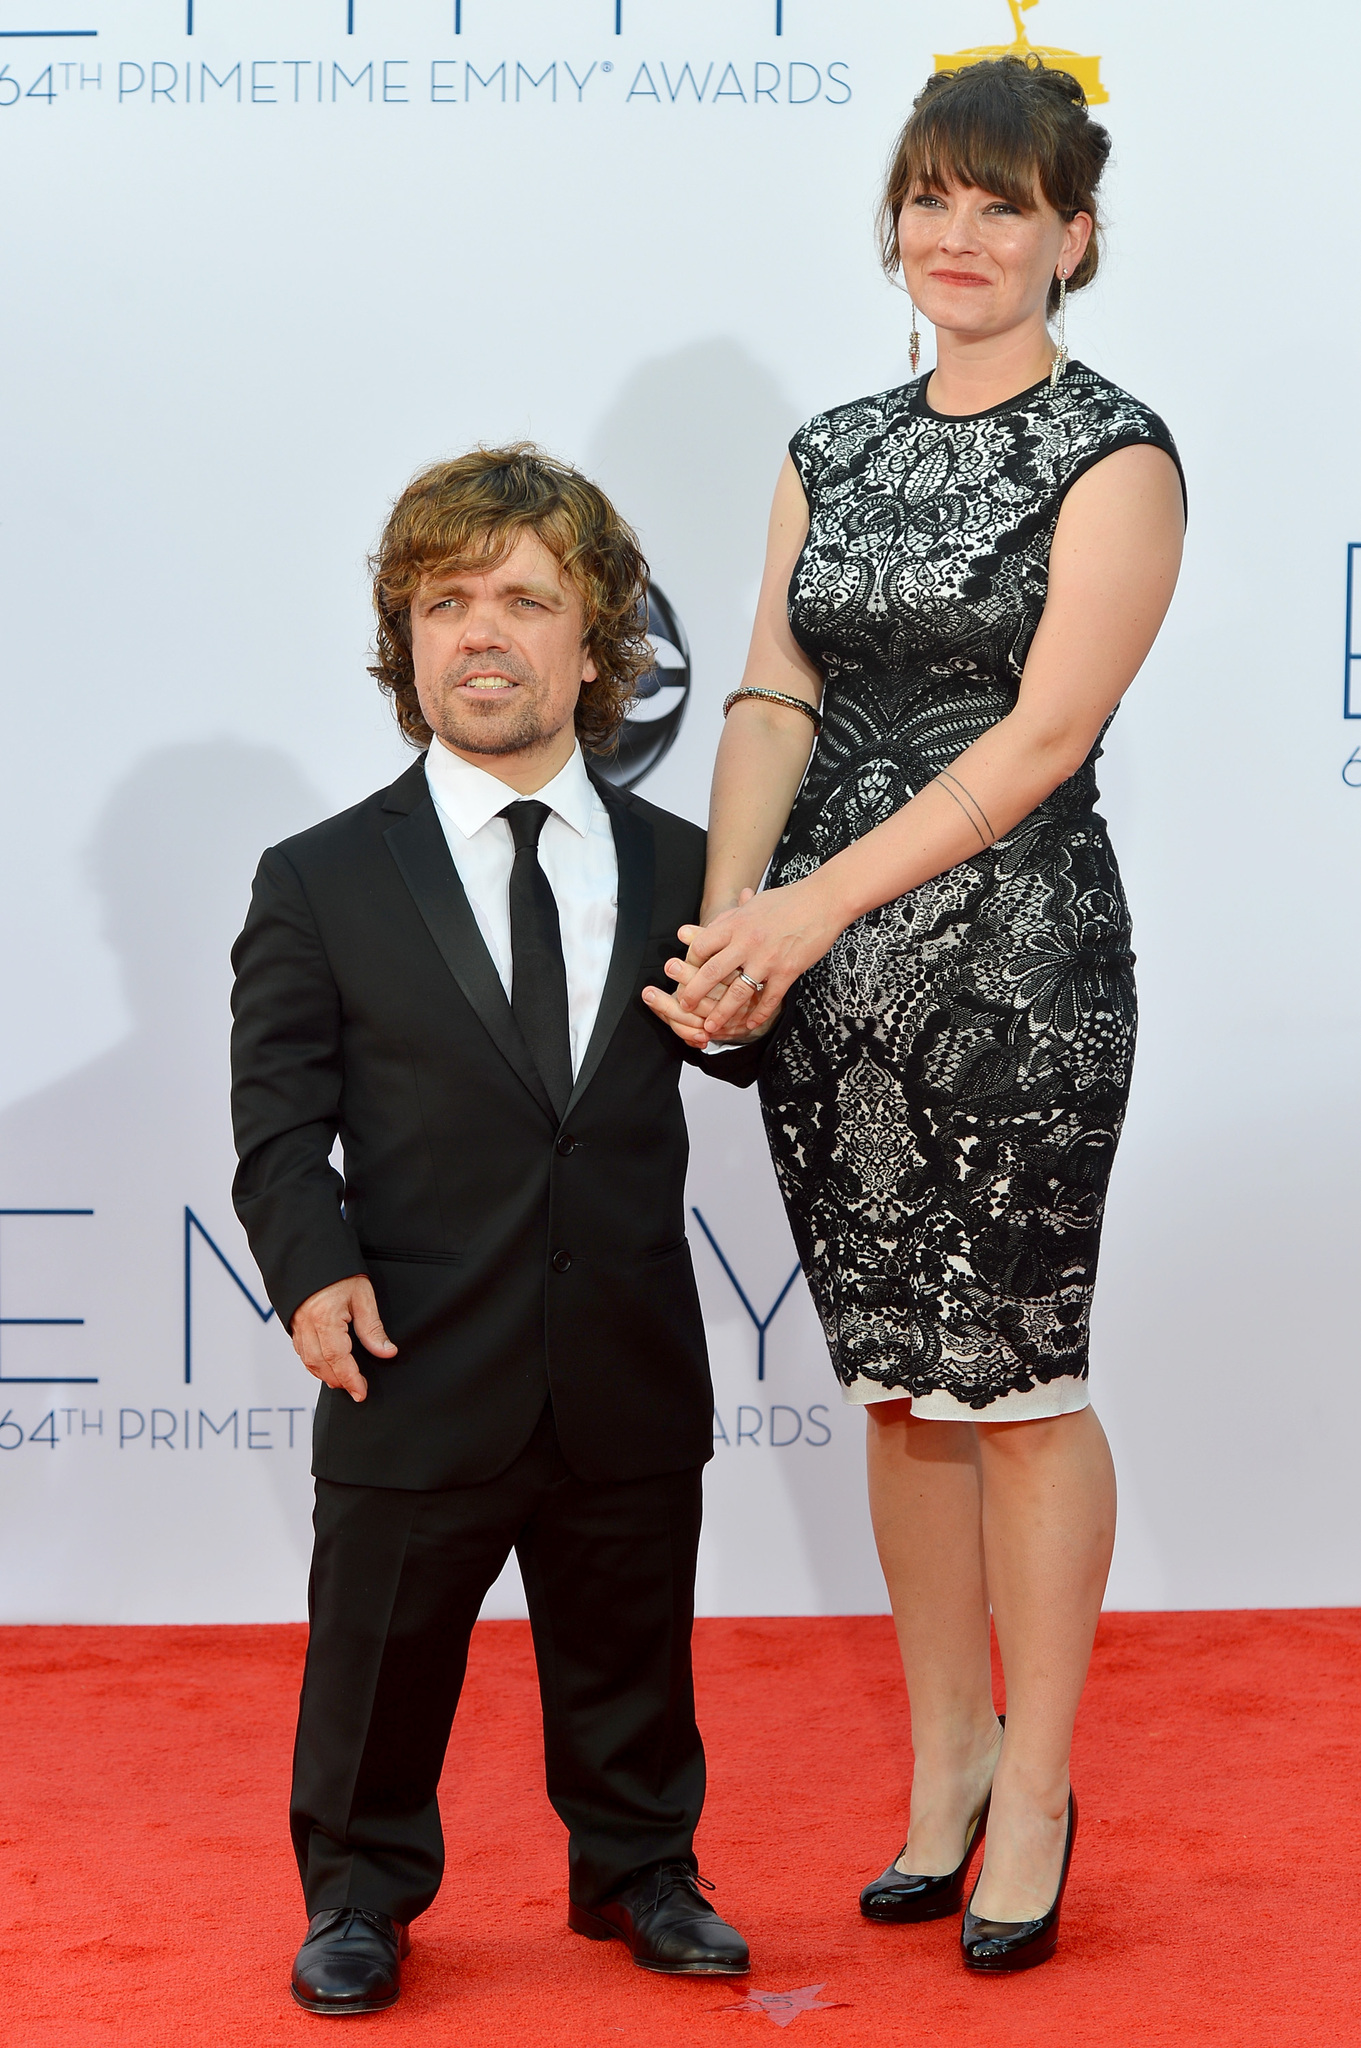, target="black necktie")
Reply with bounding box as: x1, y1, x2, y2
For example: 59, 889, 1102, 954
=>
501, 799, 573, 1117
